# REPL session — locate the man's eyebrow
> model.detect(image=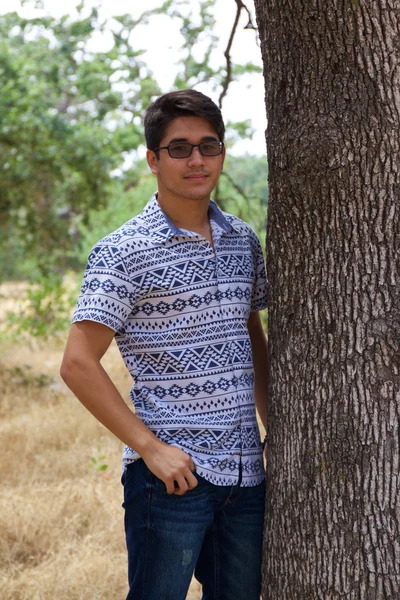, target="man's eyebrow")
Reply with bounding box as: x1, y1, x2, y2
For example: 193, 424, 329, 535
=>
168, 136, 219, 143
